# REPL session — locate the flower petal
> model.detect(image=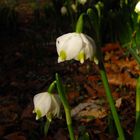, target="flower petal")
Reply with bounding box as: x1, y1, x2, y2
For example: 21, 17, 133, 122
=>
56, 32, 97, 63
51, 95, 61, 118
63, 33, 83, 60
58, 50, 67, 63
56, 33, 74, 55
135, 1, 140, 13
80, 33, 96, 59
33, 92, 51, 119
77, 50, 85, 64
